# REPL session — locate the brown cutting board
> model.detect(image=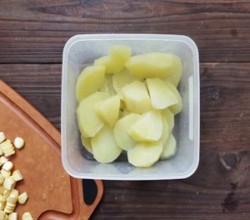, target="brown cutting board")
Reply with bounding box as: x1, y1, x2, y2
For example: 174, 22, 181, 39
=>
0, 80, 103, 220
